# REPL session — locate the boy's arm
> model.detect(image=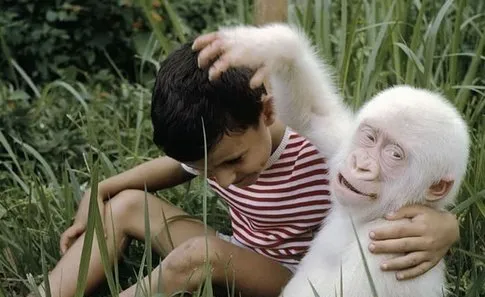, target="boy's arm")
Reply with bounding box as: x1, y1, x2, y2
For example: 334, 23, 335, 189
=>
193, 23, 353, 158
98, 156, 194, 200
